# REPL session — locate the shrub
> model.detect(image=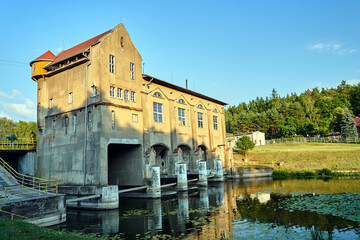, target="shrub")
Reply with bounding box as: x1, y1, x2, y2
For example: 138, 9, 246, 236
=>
320, 168, 332, 176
